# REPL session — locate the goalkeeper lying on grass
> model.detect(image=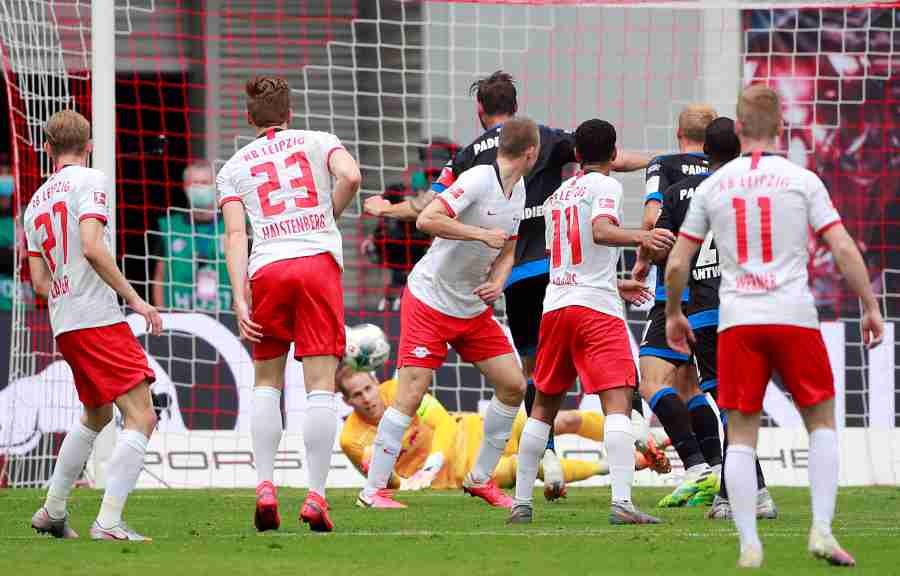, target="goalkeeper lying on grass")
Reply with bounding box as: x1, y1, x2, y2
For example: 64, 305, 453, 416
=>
336, 365, 671, 497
